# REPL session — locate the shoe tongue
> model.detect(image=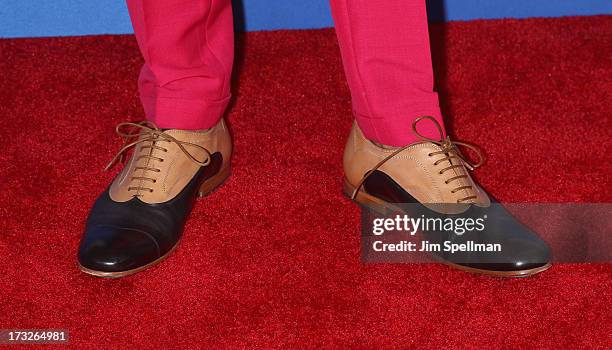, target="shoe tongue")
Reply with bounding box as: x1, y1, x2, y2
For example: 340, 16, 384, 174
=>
434, 144, 478, 202
132, 132, 163, 167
